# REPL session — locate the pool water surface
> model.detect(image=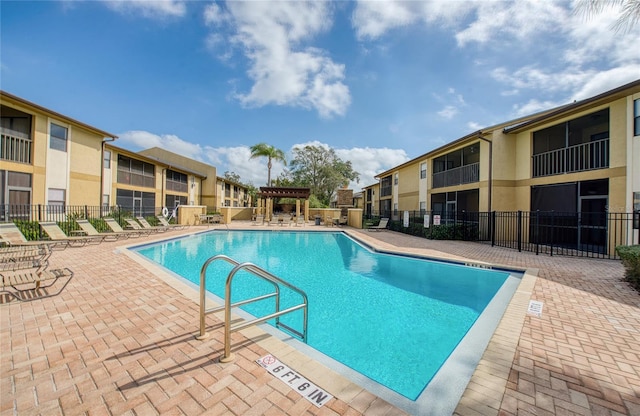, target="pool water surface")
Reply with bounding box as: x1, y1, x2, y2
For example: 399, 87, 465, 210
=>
134, 230, 515, 403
